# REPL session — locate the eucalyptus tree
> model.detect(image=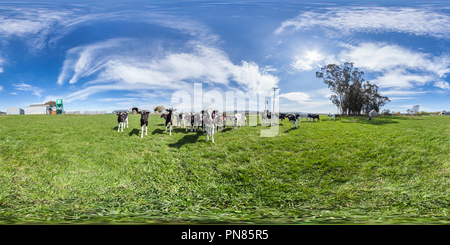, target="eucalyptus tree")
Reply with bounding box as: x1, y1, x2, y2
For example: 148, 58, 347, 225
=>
316, 62, 390, 115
